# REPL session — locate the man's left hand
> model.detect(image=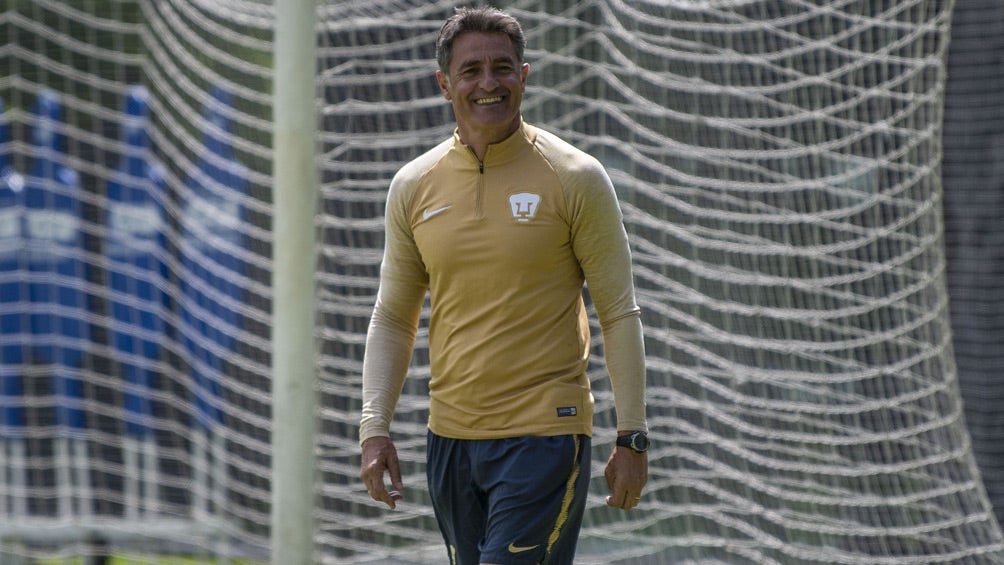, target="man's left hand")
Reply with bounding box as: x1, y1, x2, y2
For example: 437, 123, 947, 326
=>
604, 438, 648, 510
